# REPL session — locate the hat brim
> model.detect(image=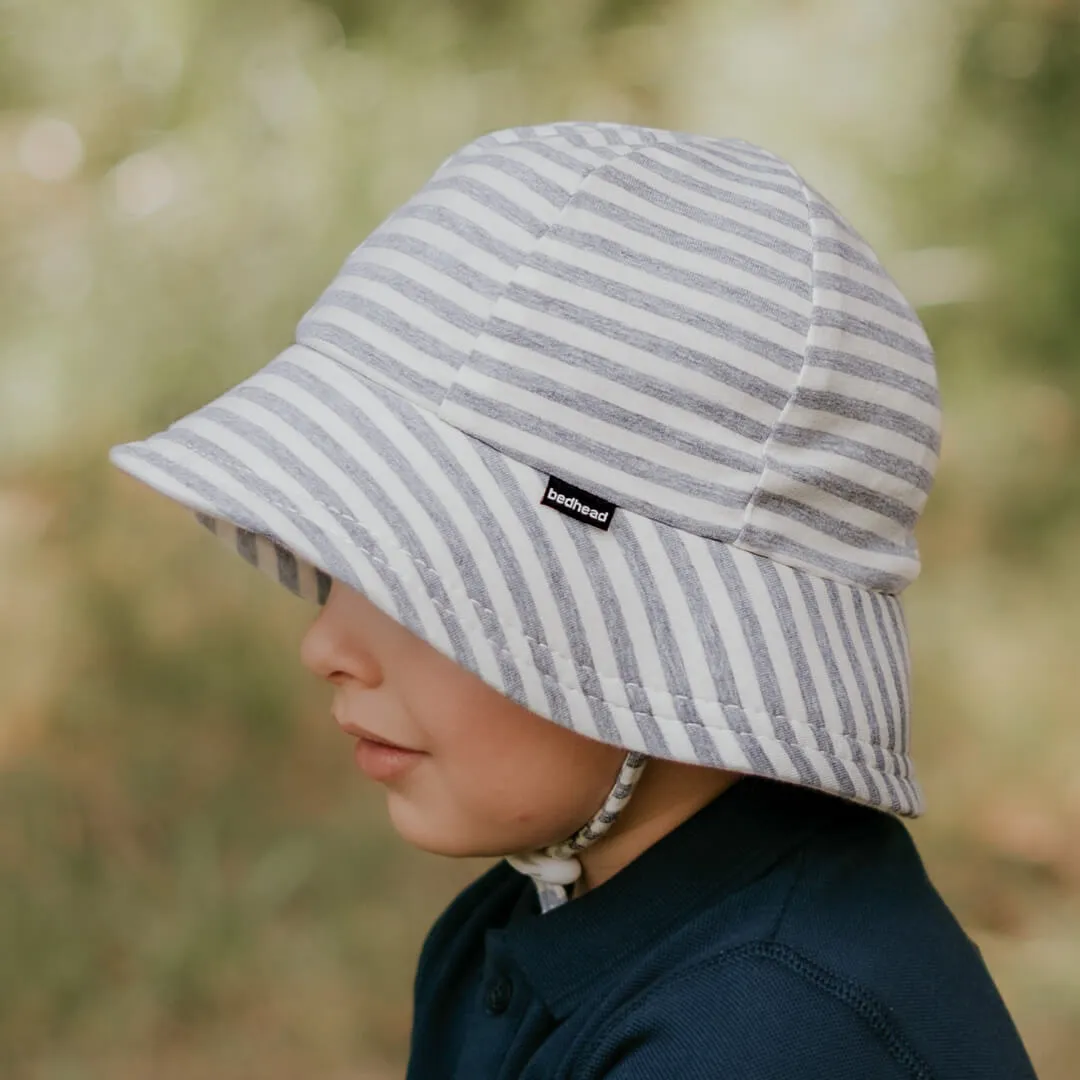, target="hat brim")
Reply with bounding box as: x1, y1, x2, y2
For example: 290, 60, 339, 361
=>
110, 342, 922, 816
